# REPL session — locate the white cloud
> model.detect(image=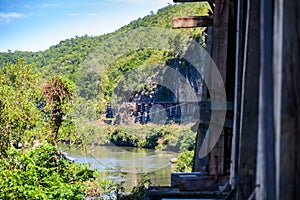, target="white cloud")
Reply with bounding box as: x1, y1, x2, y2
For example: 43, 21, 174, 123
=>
40, 3, 62, 8
0, 12, 25, 23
